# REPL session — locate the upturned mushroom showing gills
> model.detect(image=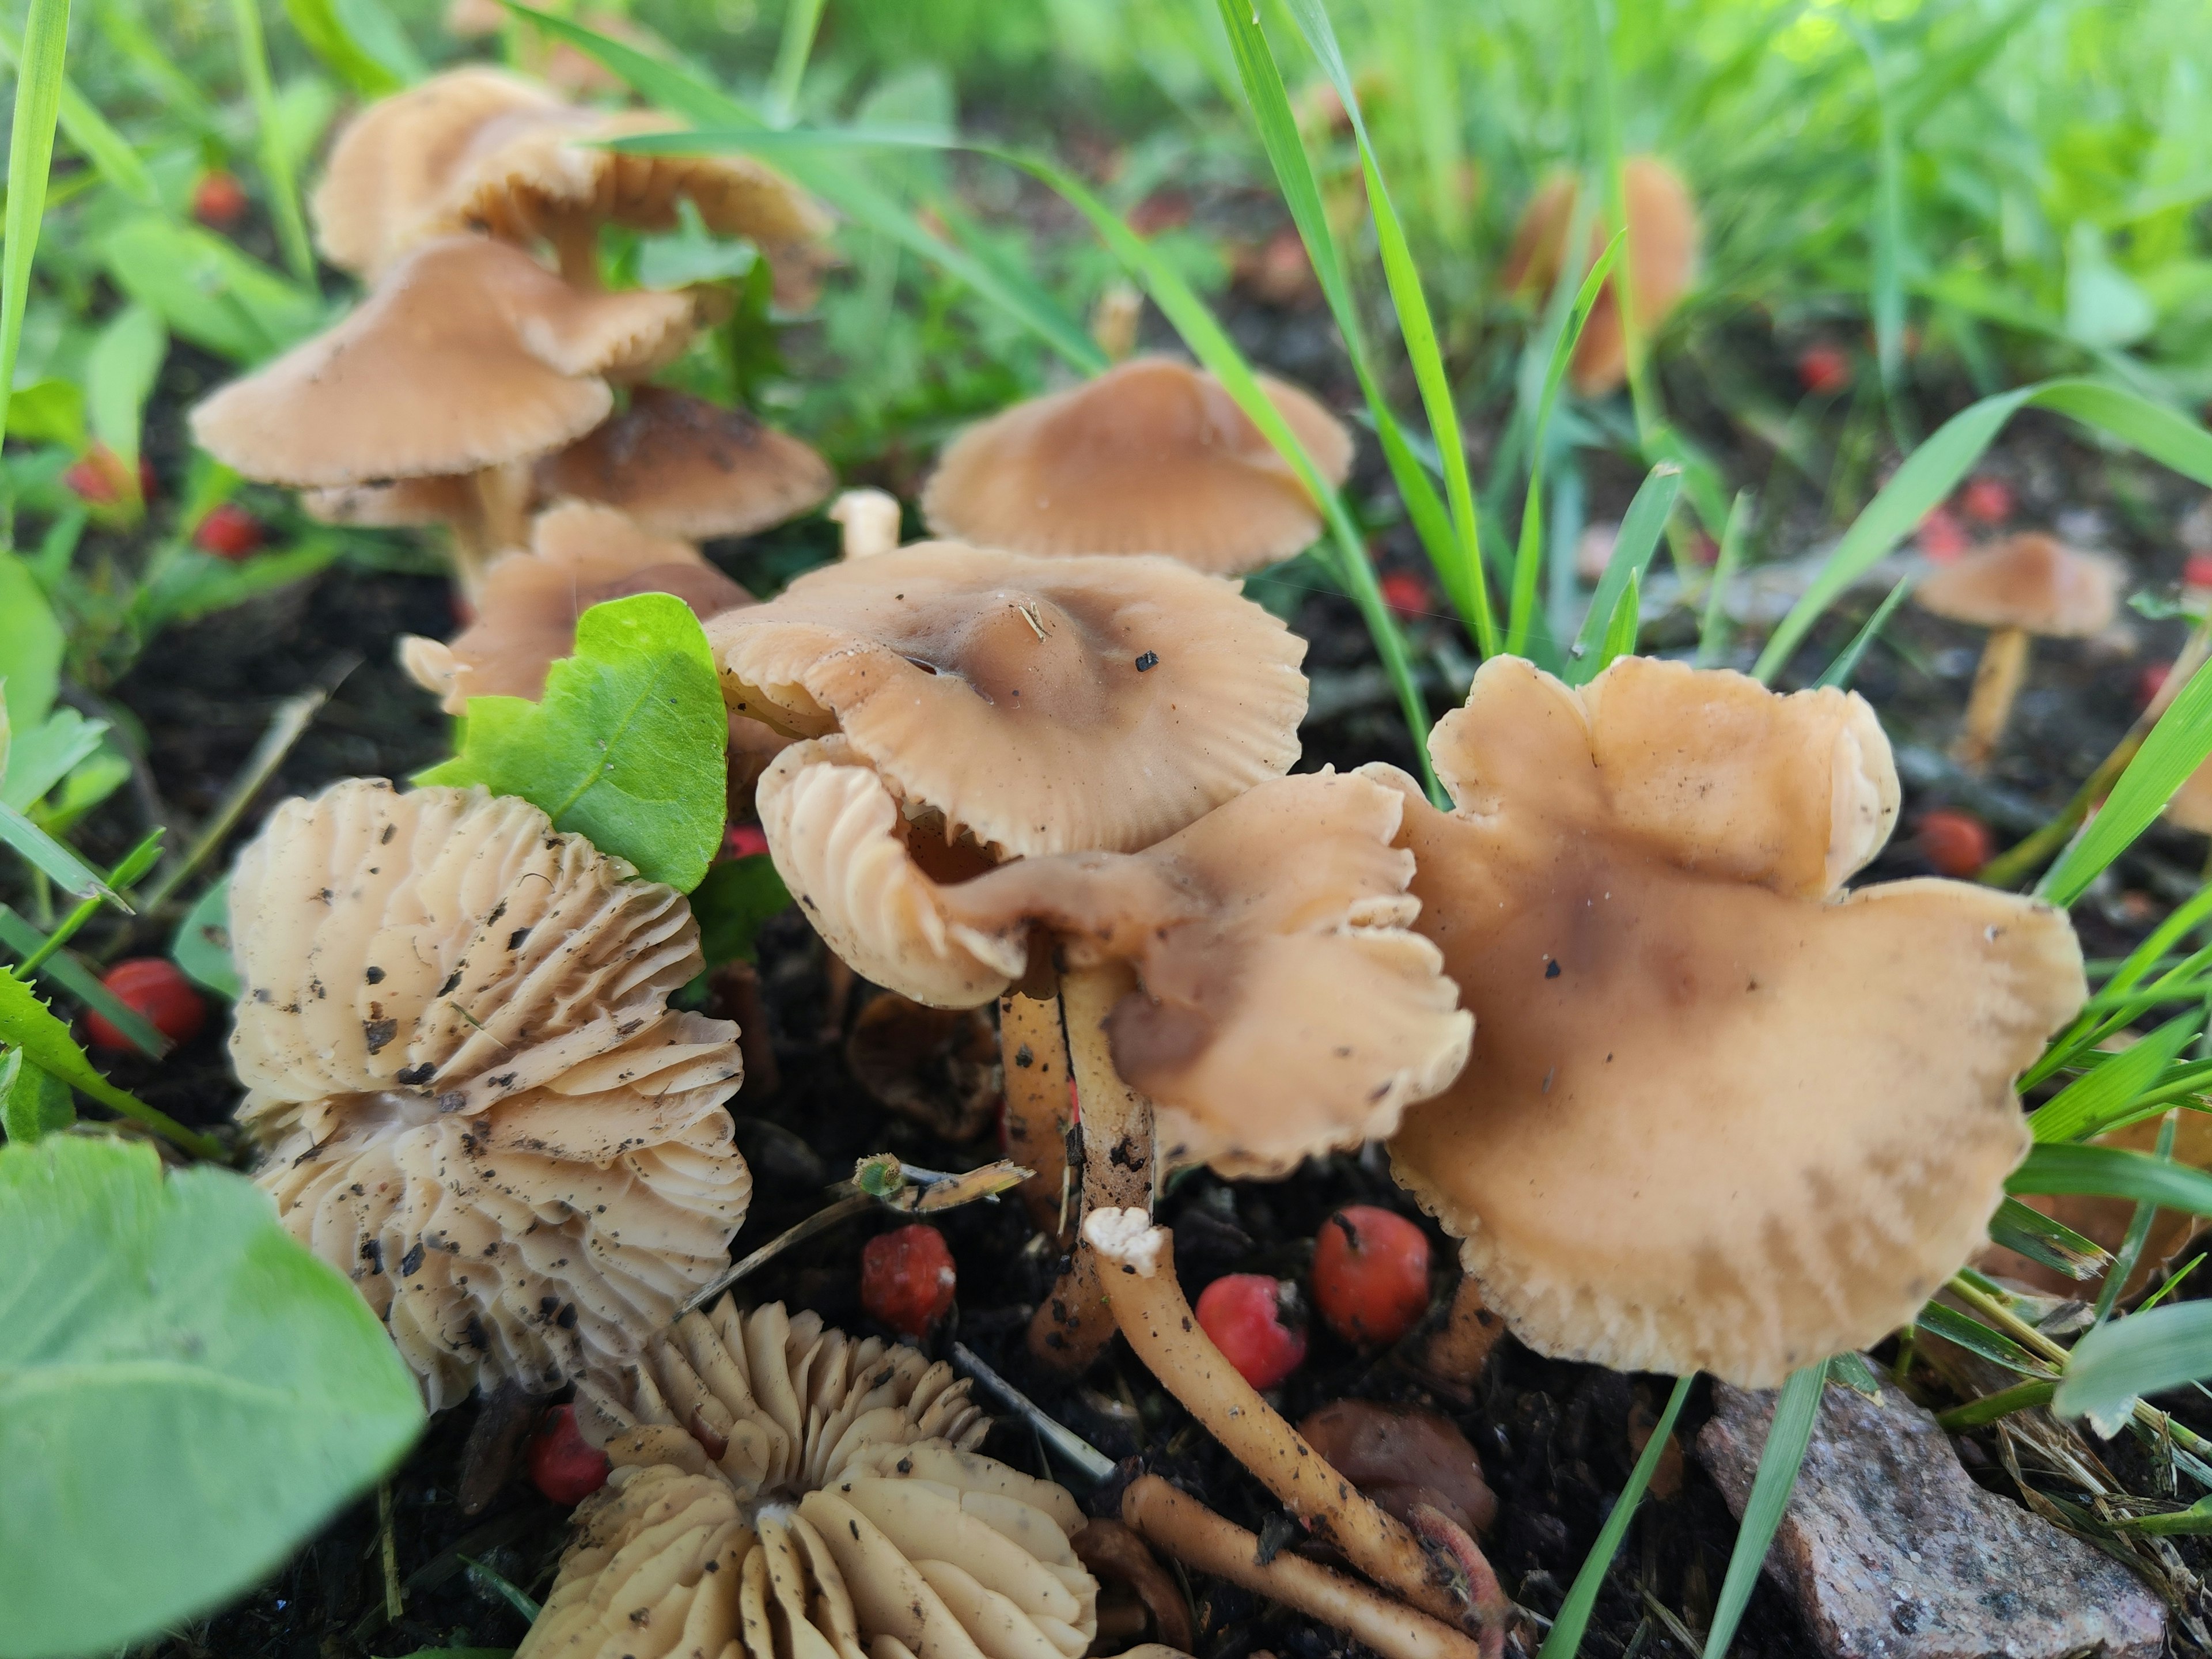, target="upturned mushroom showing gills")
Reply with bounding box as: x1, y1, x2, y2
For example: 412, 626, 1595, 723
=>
1914, 530, 2122, 774
516, 1298, 1097, 1659
227, 778, 750, 1408
919, 357, 1354, 574
1372, 656, 2088, 1386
